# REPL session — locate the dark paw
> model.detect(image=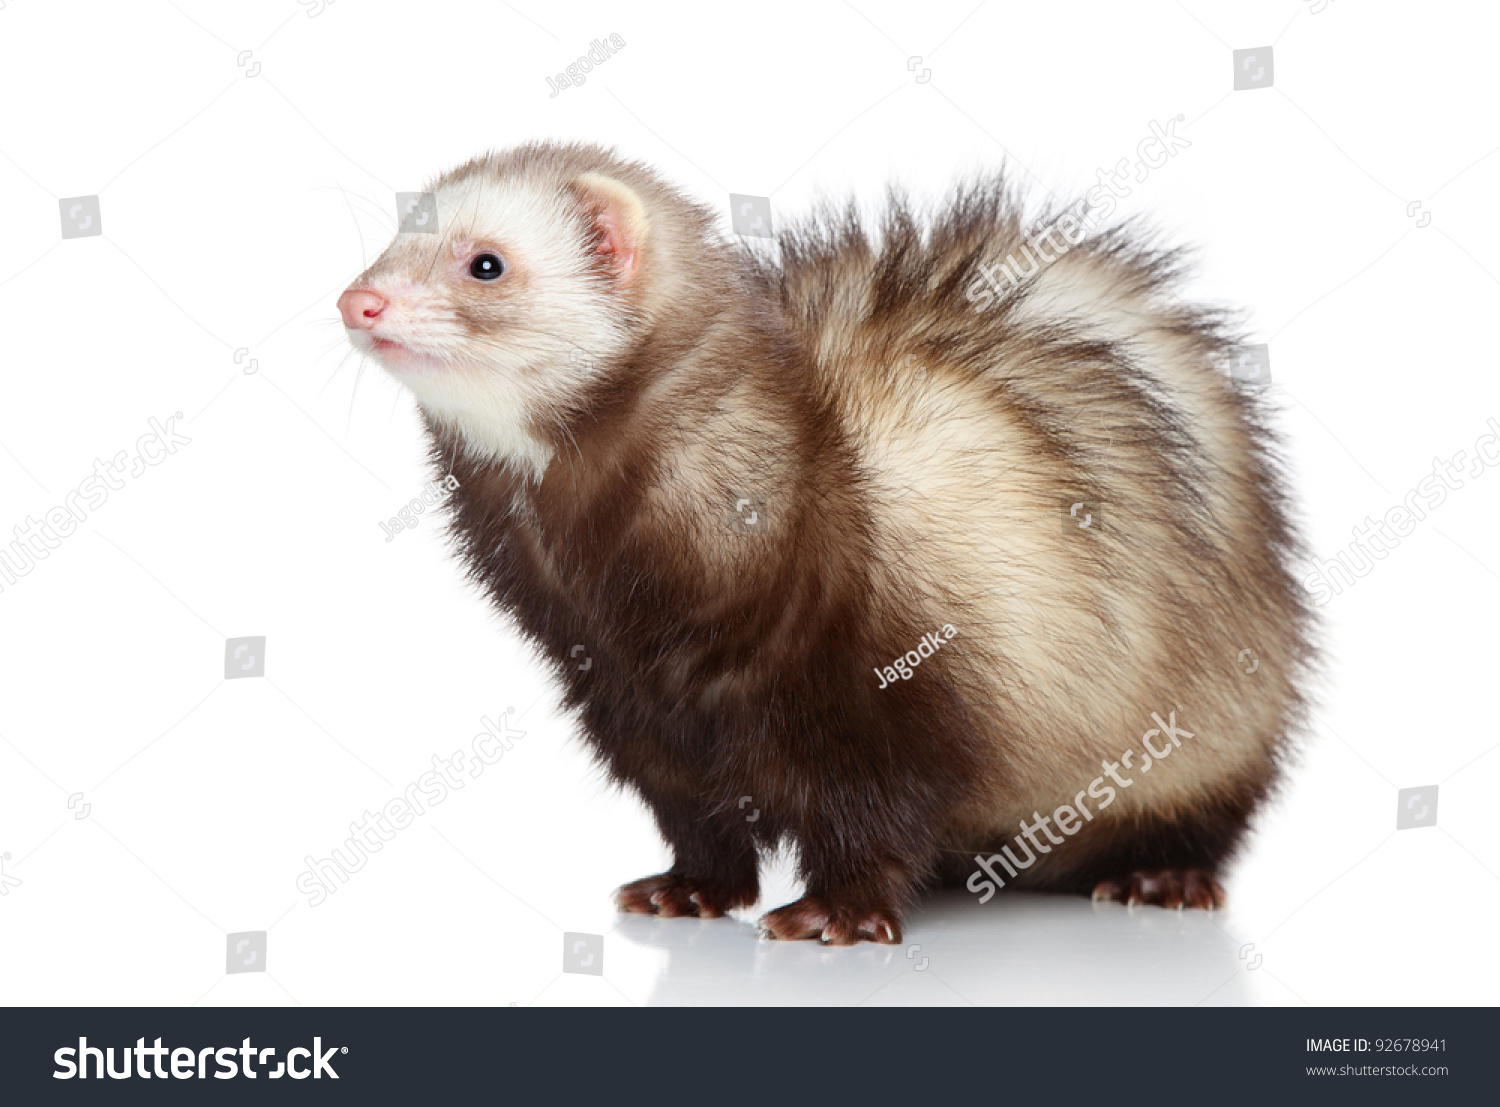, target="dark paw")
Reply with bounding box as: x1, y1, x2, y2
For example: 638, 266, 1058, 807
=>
614, 872, 757, 919
1091, 869, 1225, 910
757, 895, 902, 945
